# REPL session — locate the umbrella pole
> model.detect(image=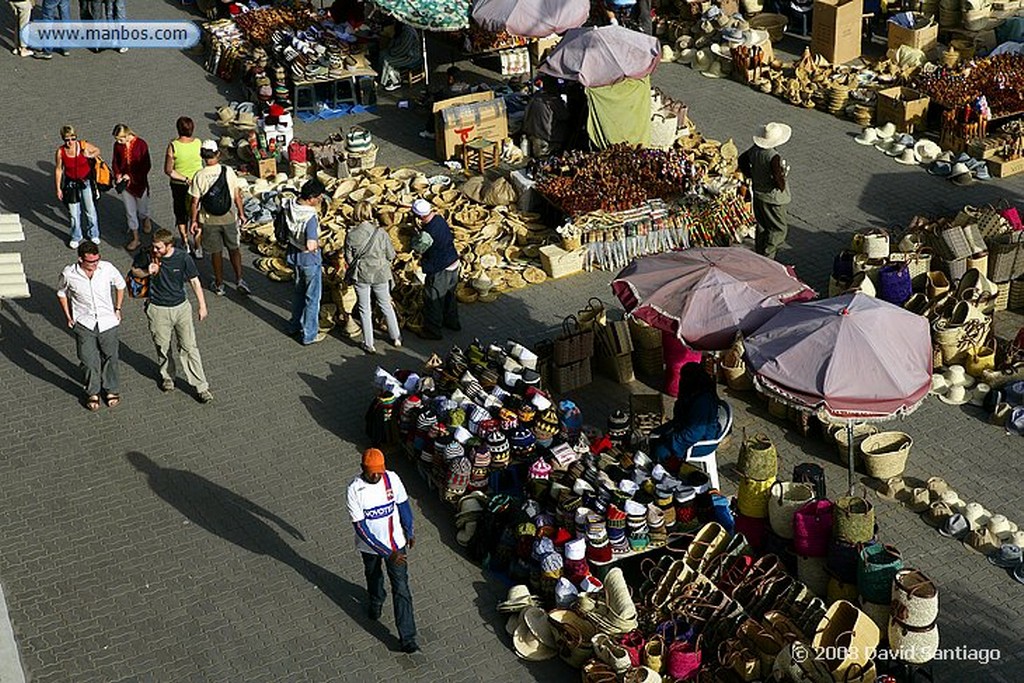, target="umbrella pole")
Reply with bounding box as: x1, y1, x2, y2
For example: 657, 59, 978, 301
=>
420, 29, 430, 88
847, 422, 855, 496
